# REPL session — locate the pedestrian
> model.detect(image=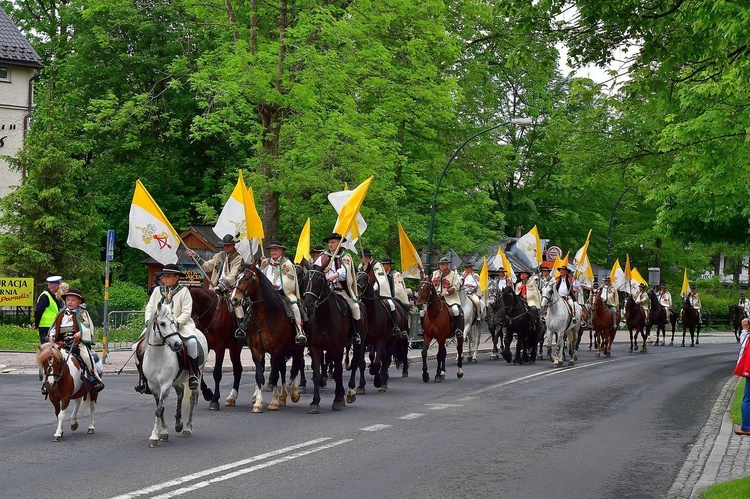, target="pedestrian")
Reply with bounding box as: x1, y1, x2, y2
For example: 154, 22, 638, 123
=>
148, 273, 164, 296
34, 275, 63, 345
735, 318, 750, 436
